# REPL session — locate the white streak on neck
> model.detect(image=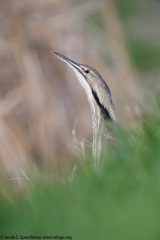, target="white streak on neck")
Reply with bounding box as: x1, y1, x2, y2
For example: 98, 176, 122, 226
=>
67, 64, 93, 103
67, 64, 102, 163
